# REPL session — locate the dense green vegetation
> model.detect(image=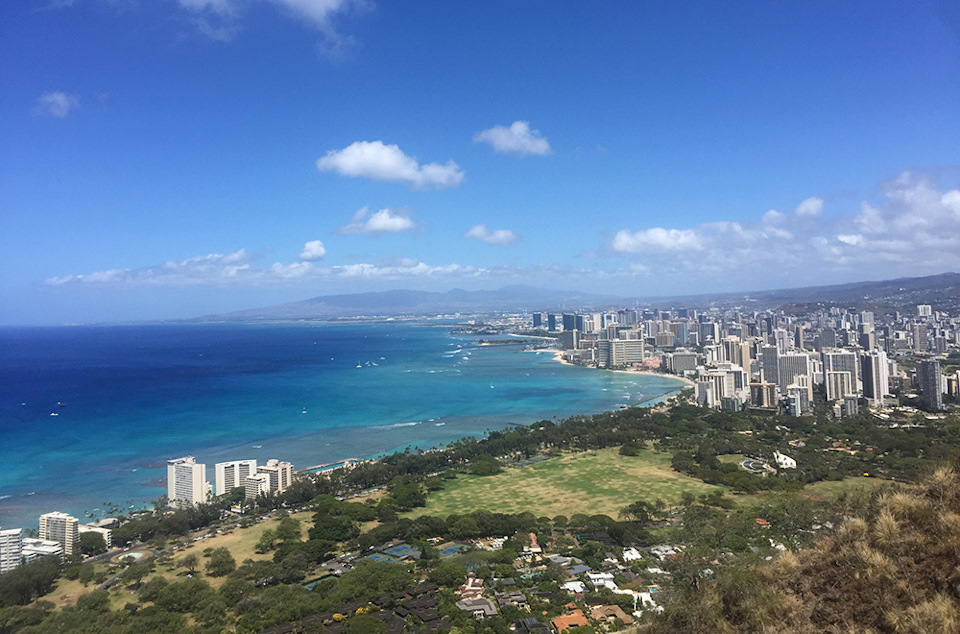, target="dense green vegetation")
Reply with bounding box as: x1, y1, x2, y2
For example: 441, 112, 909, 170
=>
2, 401, 959, 632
